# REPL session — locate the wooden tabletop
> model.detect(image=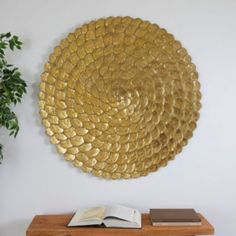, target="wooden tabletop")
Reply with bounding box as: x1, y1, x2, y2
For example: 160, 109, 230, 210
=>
26, 213, 214, 236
